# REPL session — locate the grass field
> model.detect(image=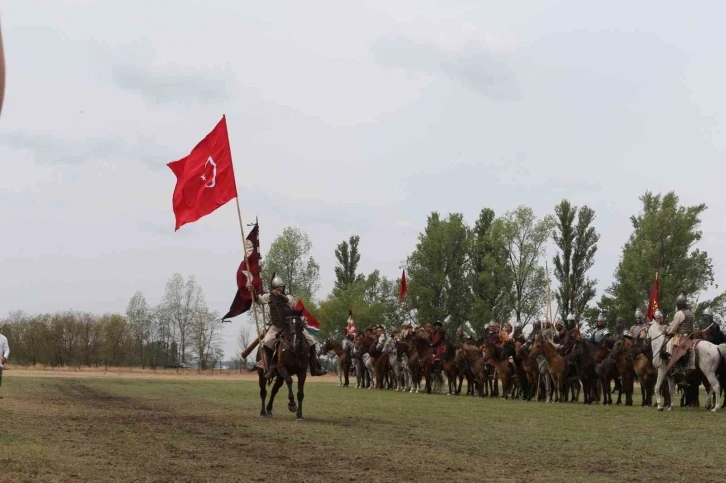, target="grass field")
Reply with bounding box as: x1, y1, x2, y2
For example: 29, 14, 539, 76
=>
1, 371, 725, 483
